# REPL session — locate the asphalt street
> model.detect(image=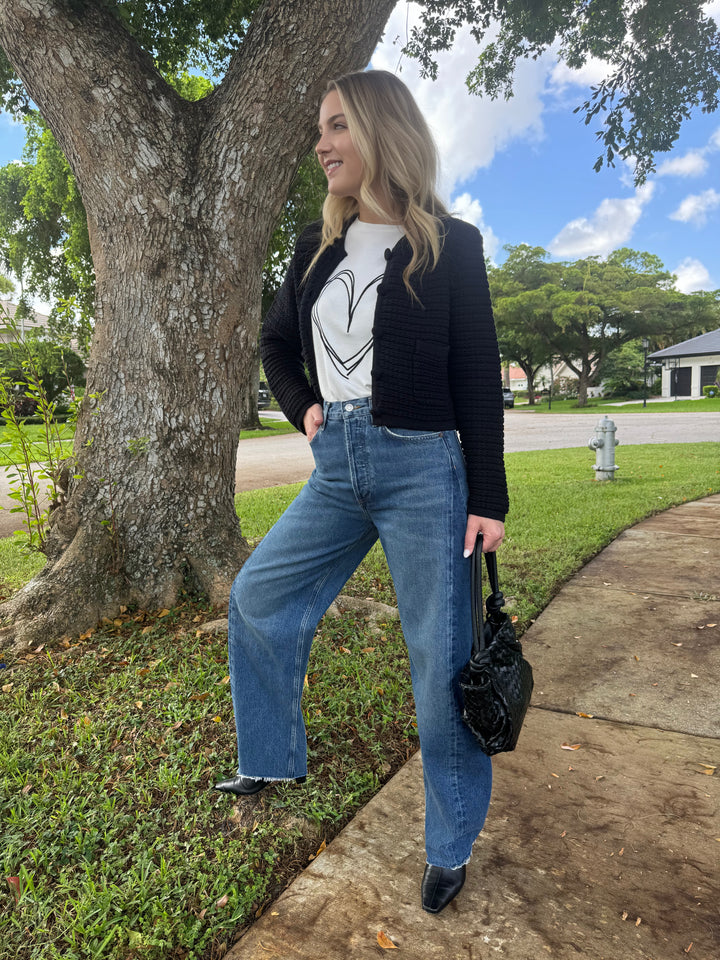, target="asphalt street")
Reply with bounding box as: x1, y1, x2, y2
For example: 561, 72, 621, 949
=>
1, 411, 718, 537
